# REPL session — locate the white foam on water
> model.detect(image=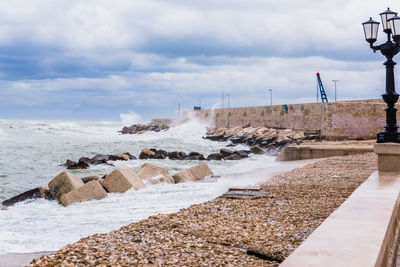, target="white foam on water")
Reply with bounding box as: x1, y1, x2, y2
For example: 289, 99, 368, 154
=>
0, 156, 312, 254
